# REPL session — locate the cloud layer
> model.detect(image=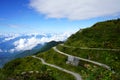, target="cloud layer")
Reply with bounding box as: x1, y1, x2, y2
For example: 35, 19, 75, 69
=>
30, 0, 120, 20
10, 32, 72, 52
3, 34, 20, 42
